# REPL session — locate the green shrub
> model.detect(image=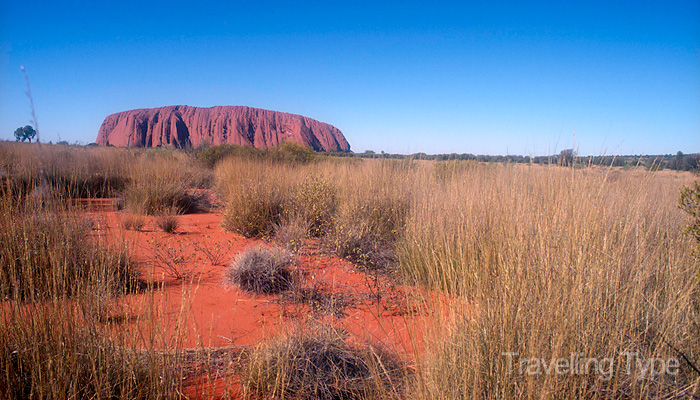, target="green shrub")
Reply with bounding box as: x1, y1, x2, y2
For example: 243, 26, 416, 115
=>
198, 141, 317, 169
353, 195, 409, 243
324, 191, 408, 272
274, 217, 310, 253
324, 223, 397, 272
268, 141, 317, 164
